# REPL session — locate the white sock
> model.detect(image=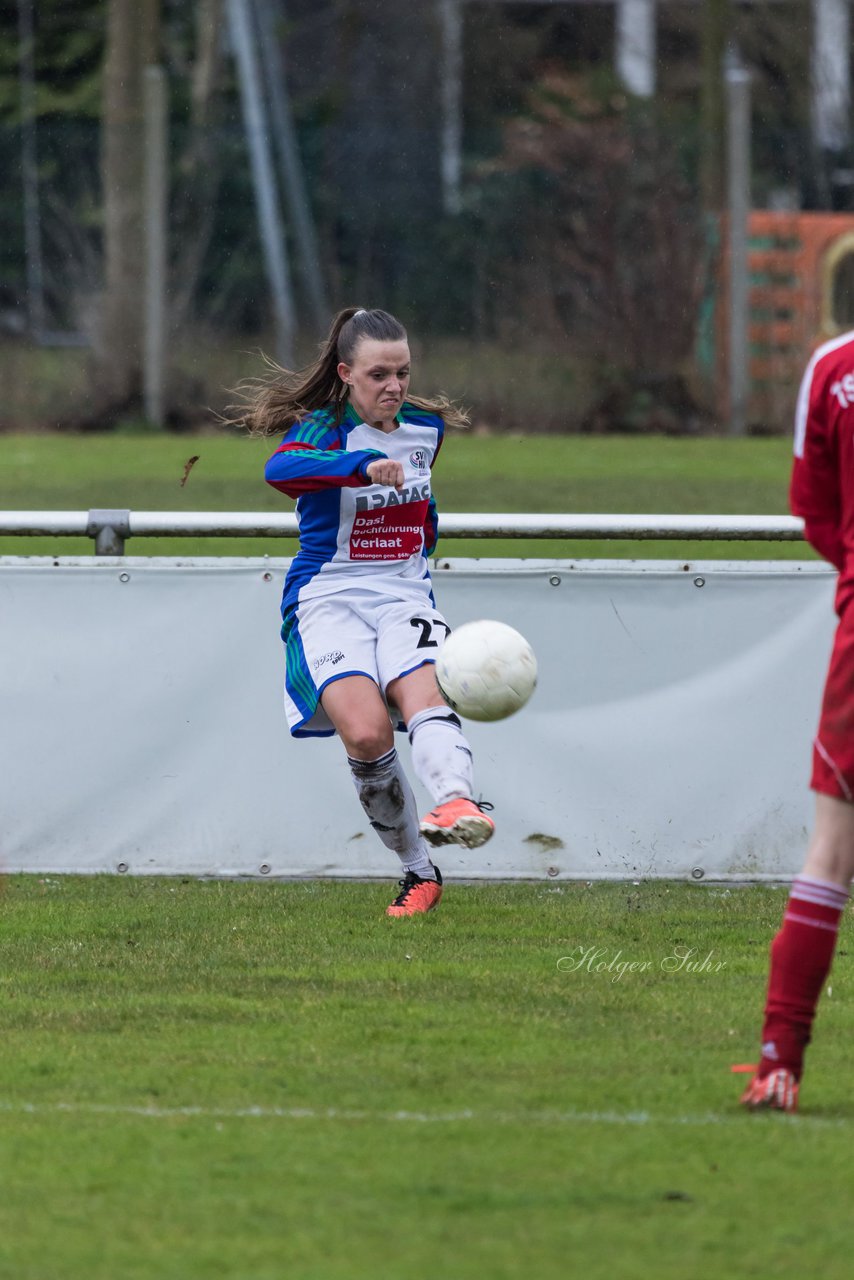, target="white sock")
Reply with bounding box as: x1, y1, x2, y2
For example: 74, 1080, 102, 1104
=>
347, 748, 436, 878
407, 706, 475, 805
